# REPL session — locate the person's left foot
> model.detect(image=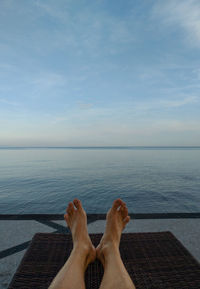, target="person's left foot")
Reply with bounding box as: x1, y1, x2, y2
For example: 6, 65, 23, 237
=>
64, 199, 96, 266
